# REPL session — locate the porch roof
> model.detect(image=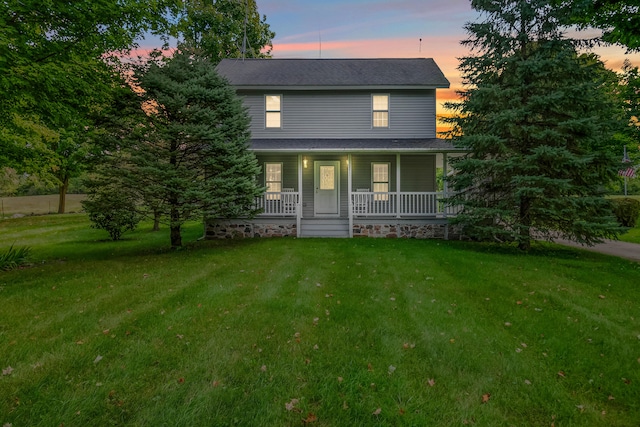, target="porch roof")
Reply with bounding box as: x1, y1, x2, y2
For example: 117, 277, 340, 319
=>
250, 138, 464, 153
